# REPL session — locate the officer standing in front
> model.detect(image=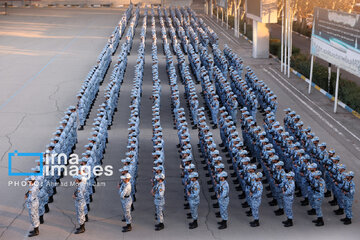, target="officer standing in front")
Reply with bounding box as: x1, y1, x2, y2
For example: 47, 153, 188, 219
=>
187, 172, 200, 229
282, 172, 295, 227
73, 175, 87, 234
217, 171, 229, 229
152, 173, 165, 231
25, 176, 40, 237
118, 173, 132, 232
